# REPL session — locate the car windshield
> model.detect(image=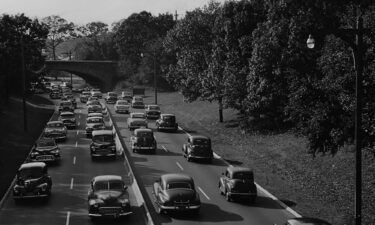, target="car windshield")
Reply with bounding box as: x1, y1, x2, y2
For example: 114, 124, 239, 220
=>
93, 134, 113, 143
87, 118, 103, 123
232, 172, 253, 180
132, 113, 144, 118
136, 131, 153, 137
60, 114, 74, 119
132, 120, 146, 126
117, 101, 128, 105
193, 138, 209, 145
149, 106, 160, 110
37, 139, 55, 147
167, 182, 192, 190
47, 122, 64, 128
94, 180, 124, 191
133, 102, 143, 105
19, 167, 44, 179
